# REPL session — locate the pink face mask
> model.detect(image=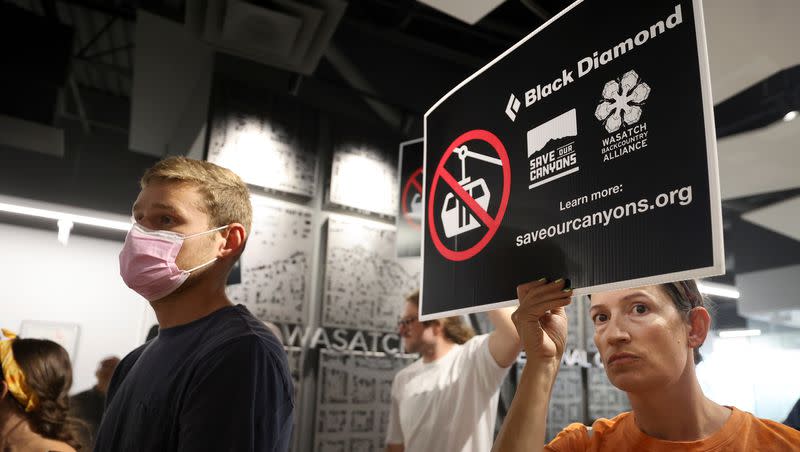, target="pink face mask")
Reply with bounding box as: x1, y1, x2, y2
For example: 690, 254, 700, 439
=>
119, 224, 228, 301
